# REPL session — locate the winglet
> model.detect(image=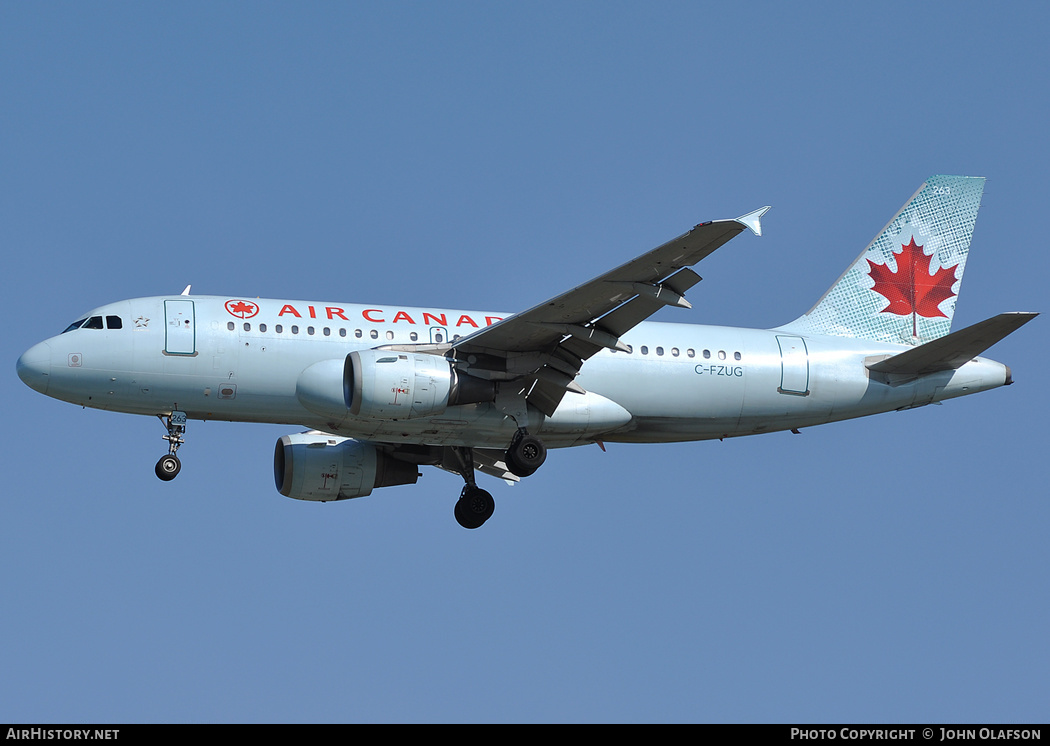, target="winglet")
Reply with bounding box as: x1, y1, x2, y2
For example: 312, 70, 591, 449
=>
180, 285, 192, 296
735, 206, 771, 236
